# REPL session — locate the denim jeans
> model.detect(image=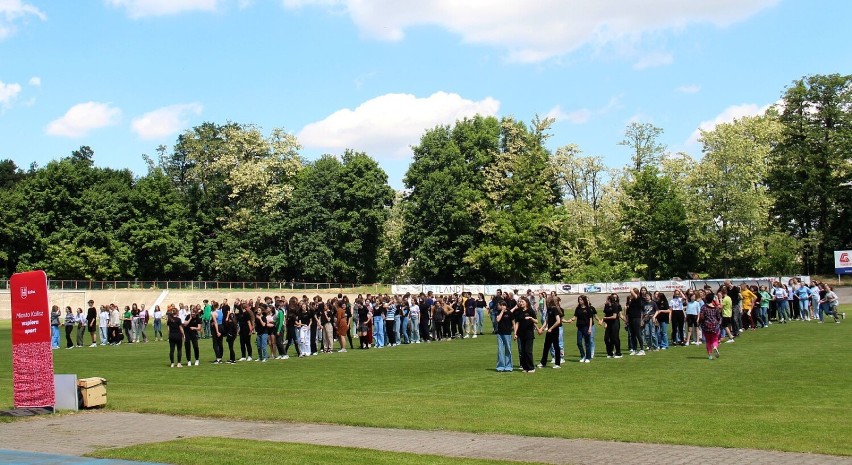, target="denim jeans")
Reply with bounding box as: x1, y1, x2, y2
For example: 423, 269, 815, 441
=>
475, 308, 484, 334
777, 300, 789, 321
99, 327, 108, 344
576, 328, 592, 360
373, 316, 385, 347
496, 334, 513, 371
256, 333, 268, 360
410, 315, 420, 342
759, 307, 769, 327
490, 311, 498, 333
51, 325, 60, 349
799, 299, 810, 319
400, 316, 410, 343
394, 315, 401, 343
642, 323, 657, 349
202, 319, 211, 338
589, 325, 596, 357
550, 326, 564, 360
655, 322, 669, 349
